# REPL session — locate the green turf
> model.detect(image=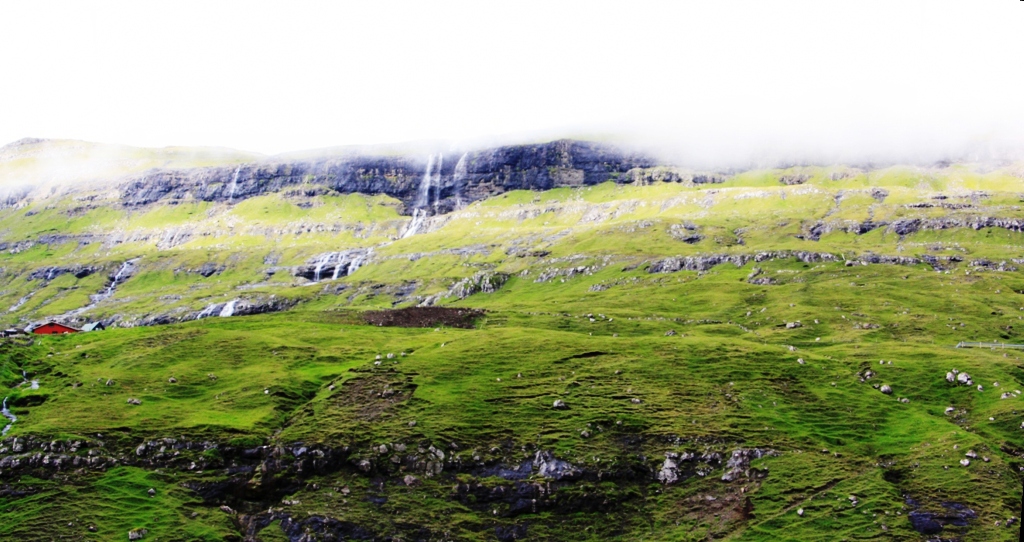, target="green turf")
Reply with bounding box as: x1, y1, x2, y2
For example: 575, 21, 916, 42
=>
0, 159, 1022, 540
